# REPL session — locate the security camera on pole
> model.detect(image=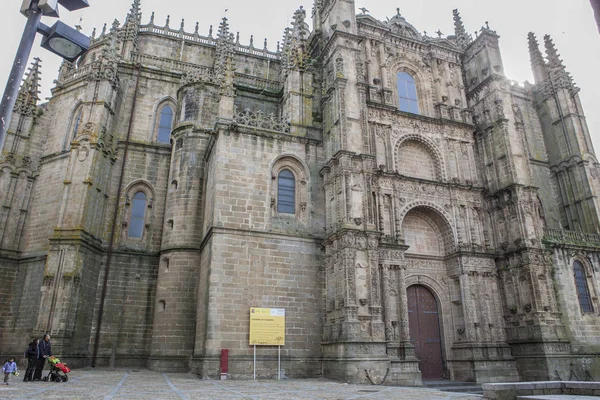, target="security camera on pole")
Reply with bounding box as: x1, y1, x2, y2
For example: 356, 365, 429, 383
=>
0, 0, 90, 151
